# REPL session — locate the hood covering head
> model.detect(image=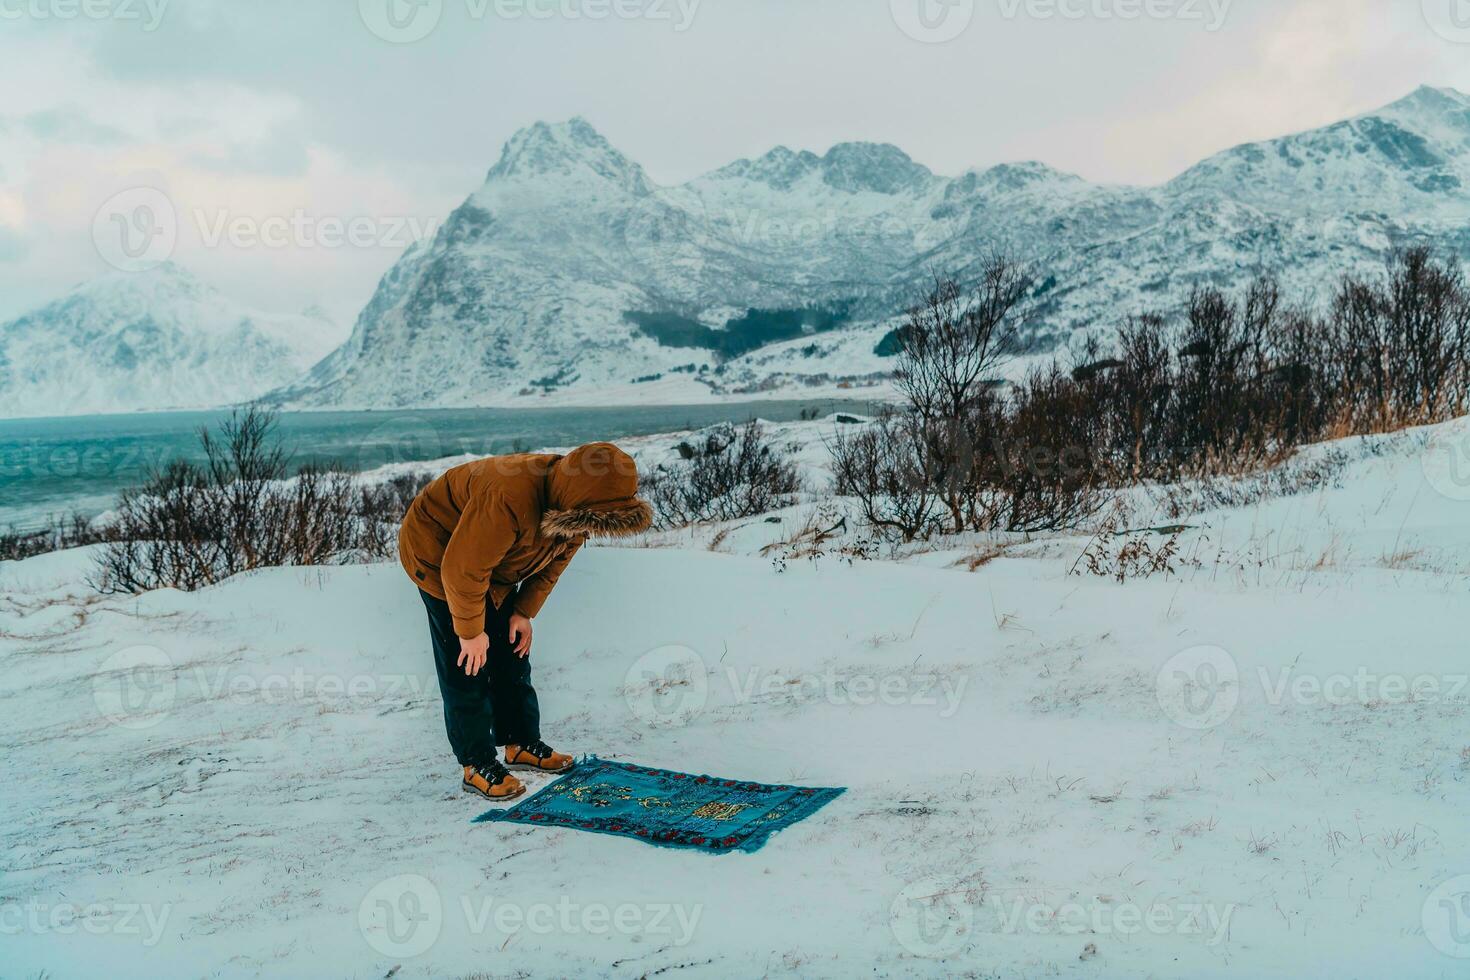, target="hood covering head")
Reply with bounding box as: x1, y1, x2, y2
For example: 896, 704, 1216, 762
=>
541, 442, 652, 540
